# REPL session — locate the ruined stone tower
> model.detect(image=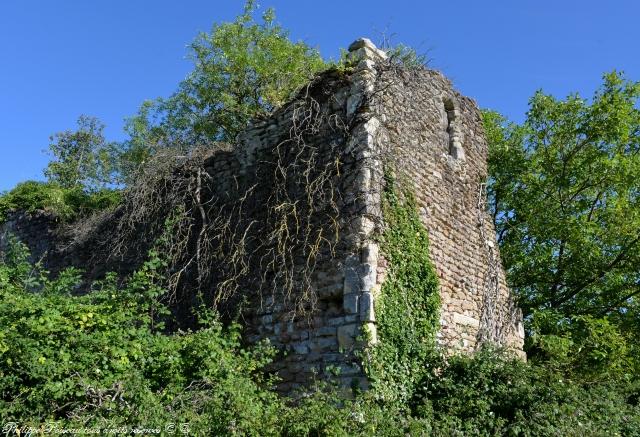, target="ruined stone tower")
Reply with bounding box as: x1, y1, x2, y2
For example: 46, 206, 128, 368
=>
0, 39, 525, 392
231, 38, 525, 390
